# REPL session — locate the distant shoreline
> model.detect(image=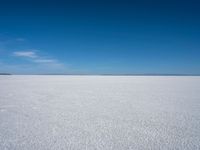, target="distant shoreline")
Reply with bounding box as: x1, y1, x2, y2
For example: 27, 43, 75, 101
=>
0, 73, 12, 75
1, 73, 200, 76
